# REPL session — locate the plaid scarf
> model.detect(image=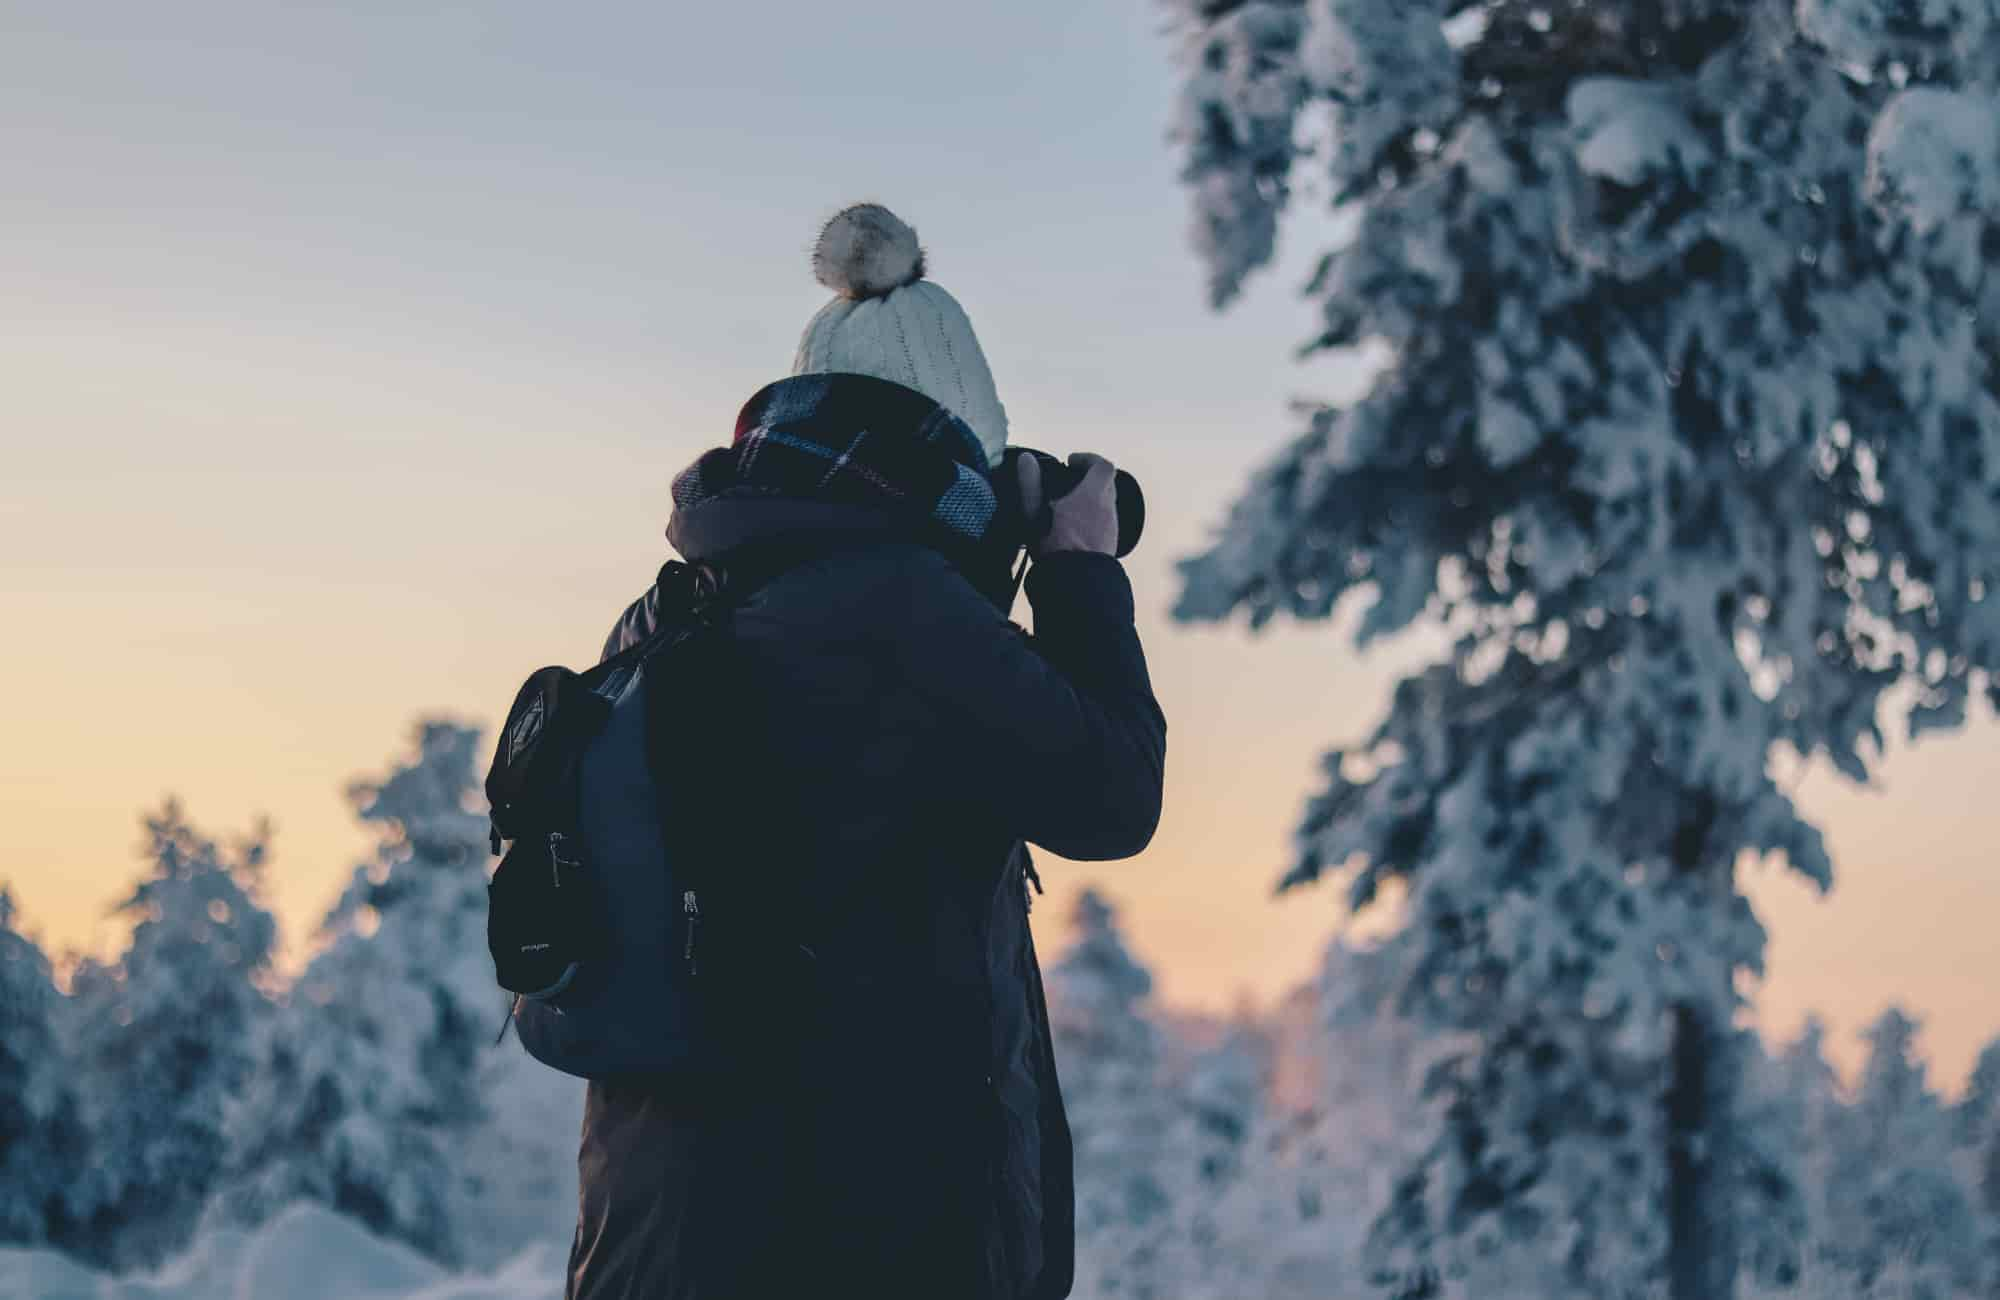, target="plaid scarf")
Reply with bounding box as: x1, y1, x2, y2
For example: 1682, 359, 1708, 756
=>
670, 373, 999, 543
